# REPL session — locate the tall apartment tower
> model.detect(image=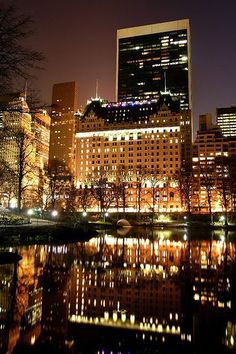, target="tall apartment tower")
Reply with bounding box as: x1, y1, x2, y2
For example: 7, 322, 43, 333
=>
216, 106, 236, 138
49, 81, 78, 174
116, 19, 192, 110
